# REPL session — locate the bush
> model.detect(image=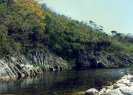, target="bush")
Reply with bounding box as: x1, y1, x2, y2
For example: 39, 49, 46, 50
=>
39, 66, 45, 71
